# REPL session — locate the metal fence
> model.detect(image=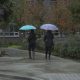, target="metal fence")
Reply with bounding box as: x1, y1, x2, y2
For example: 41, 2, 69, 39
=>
0, 32, 19, 37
